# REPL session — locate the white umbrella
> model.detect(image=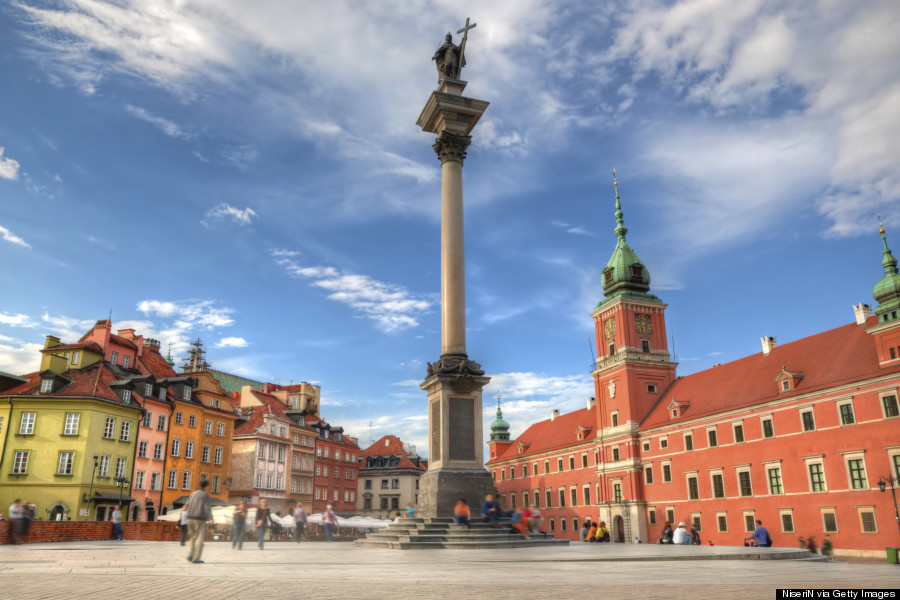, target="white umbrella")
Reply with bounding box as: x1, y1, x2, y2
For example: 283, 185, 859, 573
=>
278, 515, 295, 528
211, 506, 234, 525
157, 508, 183, 522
